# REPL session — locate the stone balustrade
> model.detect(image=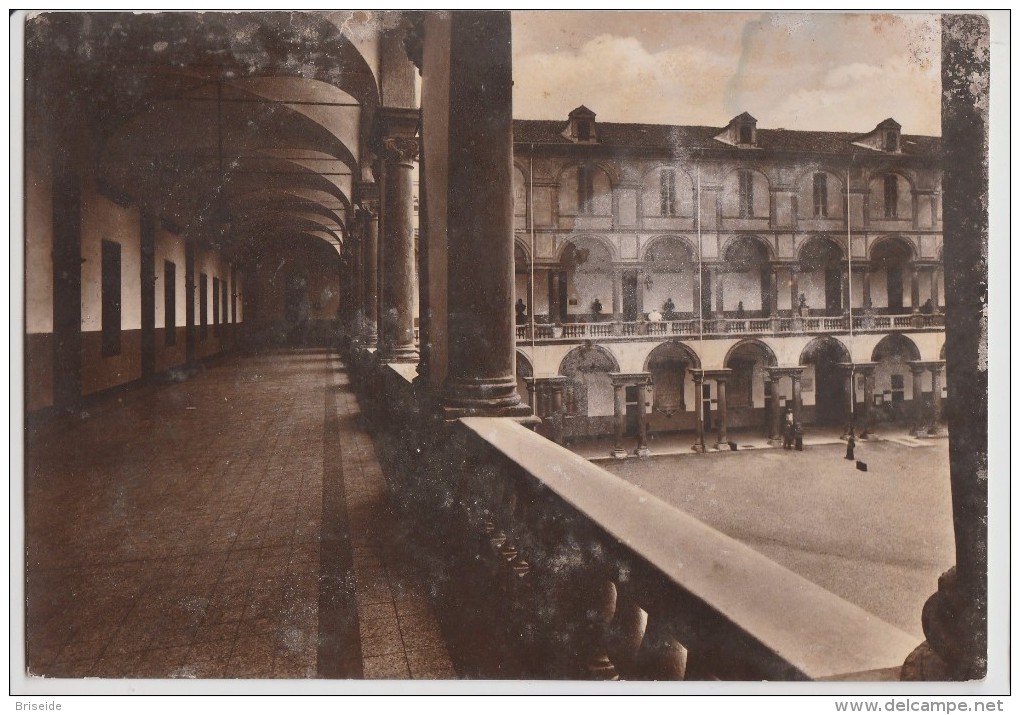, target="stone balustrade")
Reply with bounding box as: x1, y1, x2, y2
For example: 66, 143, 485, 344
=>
514, 313, 944, 343
359, 359, 919, 680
